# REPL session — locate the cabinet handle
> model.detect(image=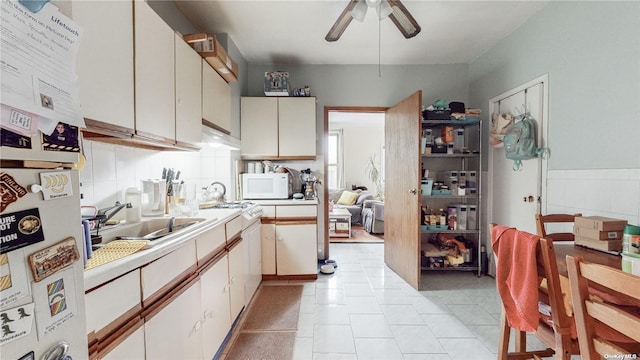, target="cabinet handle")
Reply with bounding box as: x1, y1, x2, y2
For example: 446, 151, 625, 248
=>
230, 276, 236, 284
203, 309, 215, 320
190, 320, 201, 336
